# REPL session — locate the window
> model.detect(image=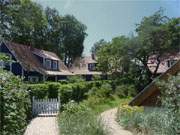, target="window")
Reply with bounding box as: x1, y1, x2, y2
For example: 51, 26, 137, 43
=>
28, 76, 39, 83
52, 61, 58, 70
88, 63, 95, 71
45, 59, 51, 69
167, 60, 177, 67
